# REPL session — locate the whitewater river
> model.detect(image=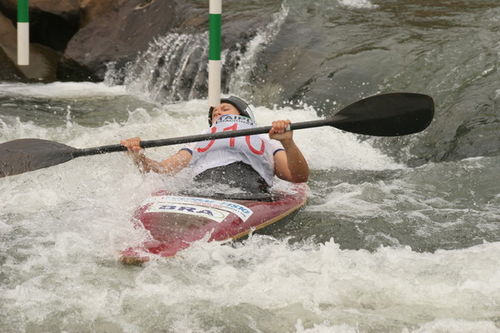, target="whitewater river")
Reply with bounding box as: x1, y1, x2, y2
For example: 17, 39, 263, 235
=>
1, 0, 500, 332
